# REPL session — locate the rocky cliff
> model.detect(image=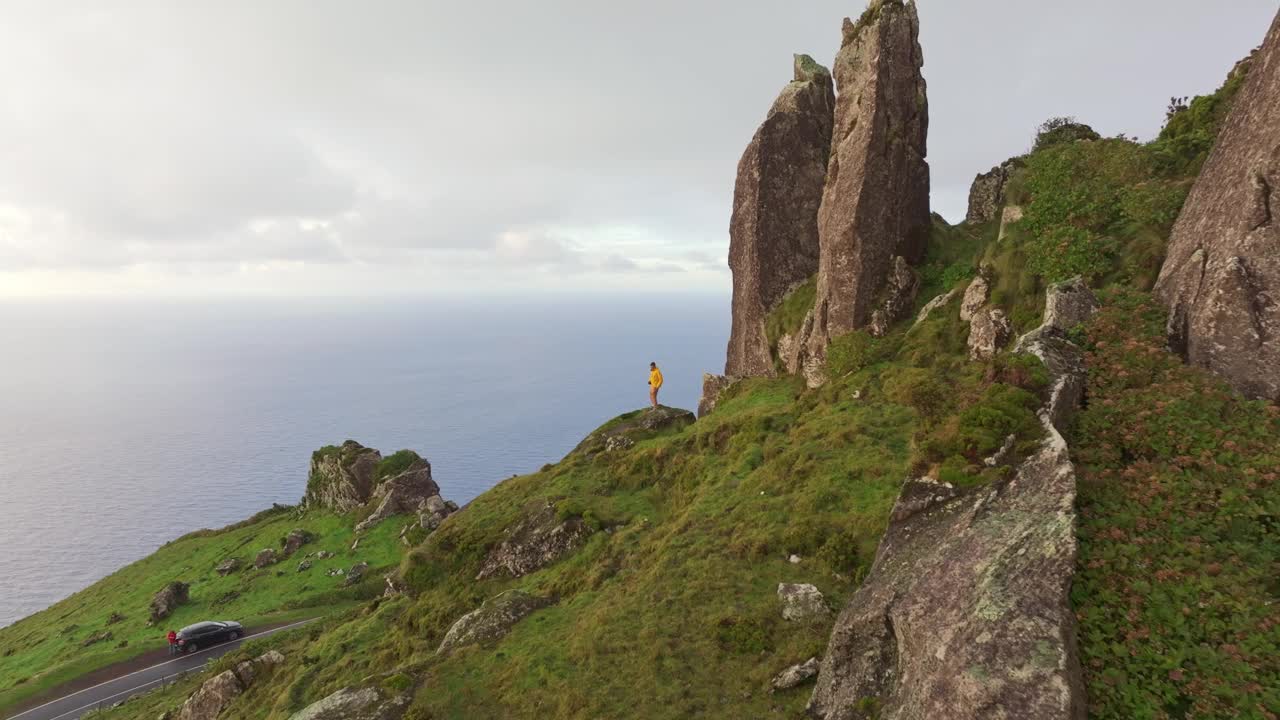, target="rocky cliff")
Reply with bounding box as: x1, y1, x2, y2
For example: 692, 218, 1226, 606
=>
795, 0, 930, 384
725, 55, 834, 378
1154, 8, 1280, 402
